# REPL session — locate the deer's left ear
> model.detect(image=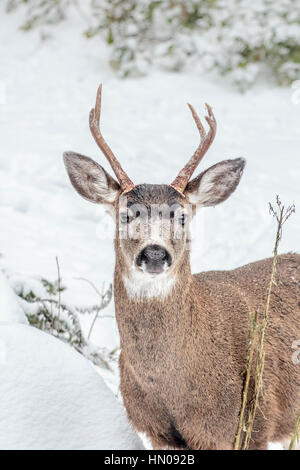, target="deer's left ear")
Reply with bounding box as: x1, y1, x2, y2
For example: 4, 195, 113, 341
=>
184, 158, 246, 207
63, 151, 120, 205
